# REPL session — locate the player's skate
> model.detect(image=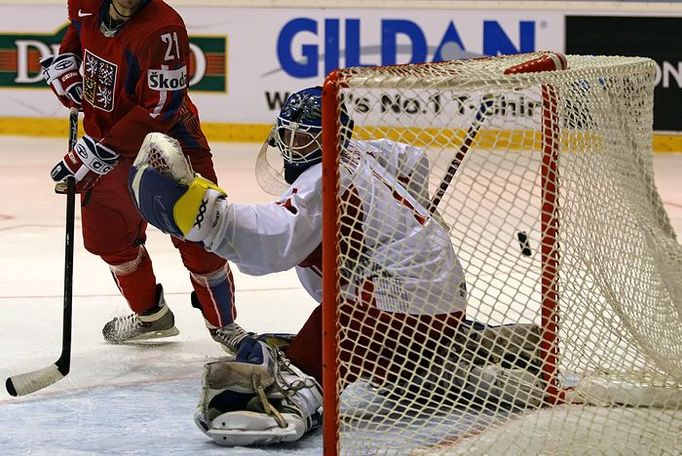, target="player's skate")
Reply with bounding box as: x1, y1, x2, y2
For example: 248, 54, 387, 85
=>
102, 284, 179, 343
210, 322, 251, 354
190, 291, 263, 355
194, 350, 322, 446
211, 323, 279, 389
